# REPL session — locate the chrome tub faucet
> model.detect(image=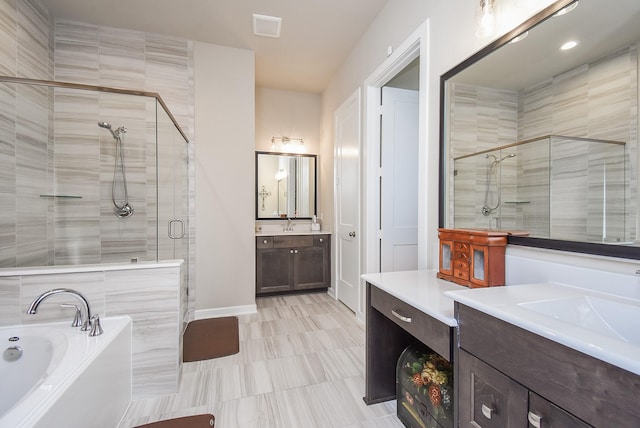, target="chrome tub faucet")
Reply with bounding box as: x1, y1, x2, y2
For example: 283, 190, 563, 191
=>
27, 288, 93, 331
